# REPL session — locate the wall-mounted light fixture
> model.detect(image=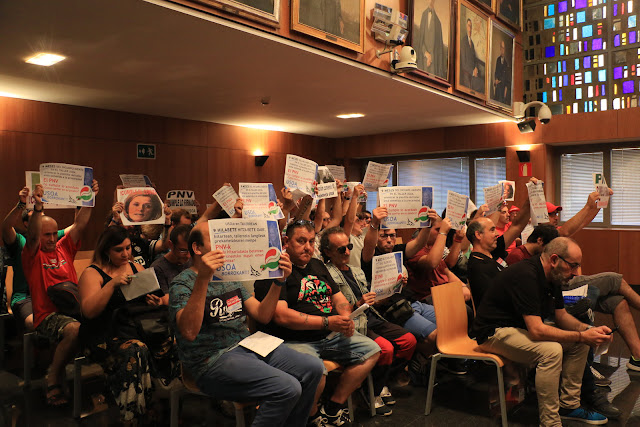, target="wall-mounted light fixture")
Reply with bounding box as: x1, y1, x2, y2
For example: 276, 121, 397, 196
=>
253, 149, 269, 167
